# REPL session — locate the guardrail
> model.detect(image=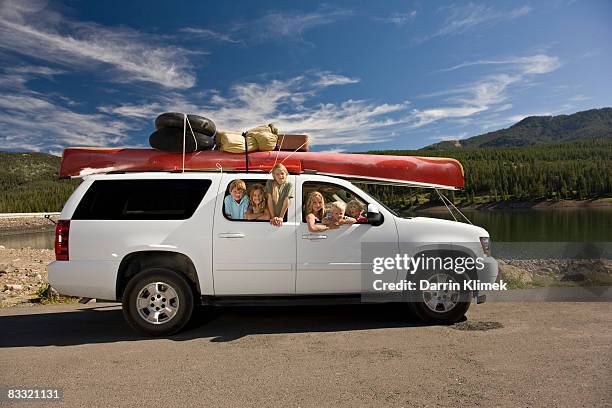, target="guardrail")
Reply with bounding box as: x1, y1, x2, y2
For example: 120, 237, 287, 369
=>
0, 212, 61, 218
